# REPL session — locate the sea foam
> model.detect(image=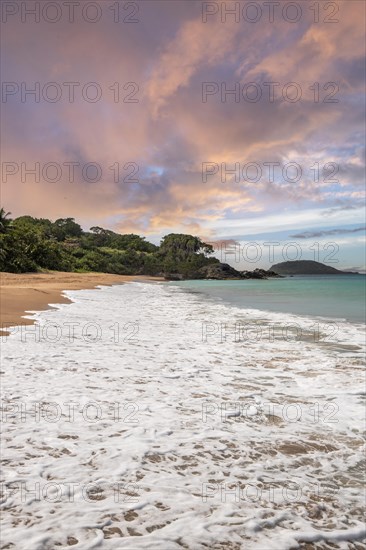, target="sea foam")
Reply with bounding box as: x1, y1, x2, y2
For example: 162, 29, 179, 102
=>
1, 282, 365, 549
